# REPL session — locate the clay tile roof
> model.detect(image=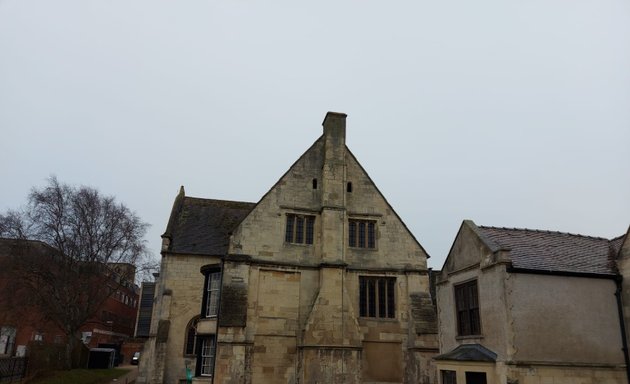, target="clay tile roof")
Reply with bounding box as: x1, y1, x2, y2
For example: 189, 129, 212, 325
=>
163, 196, 255, 255
477, 226, 619, 275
